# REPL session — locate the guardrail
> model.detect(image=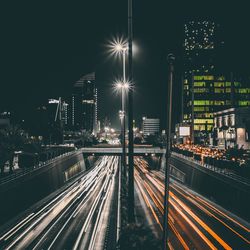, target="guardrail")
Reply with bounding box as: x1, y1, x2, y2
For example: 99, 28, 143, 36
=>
0, 150, 79, 186
171, 152, 250, 186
